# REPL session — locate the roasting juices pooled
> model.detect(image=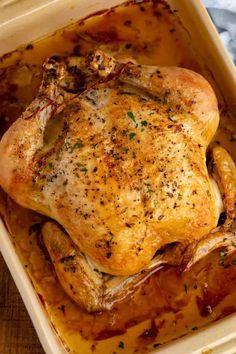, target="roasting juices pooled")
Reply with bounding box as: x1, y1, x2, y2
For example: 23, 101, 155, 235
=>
0, 1, 236, 353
